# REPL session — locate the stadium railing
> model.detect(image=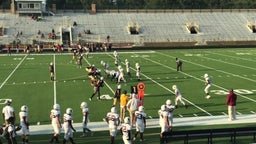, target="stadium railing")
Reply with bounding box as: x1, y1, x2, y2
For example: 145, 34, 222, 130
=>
164, 127, 256, 144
